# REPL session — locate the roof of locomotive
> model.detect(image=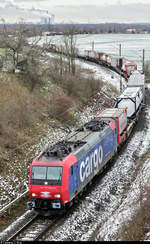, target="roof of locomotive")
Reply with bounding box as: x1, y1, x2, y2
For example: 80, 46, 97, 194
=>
37, 118, 111, 162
